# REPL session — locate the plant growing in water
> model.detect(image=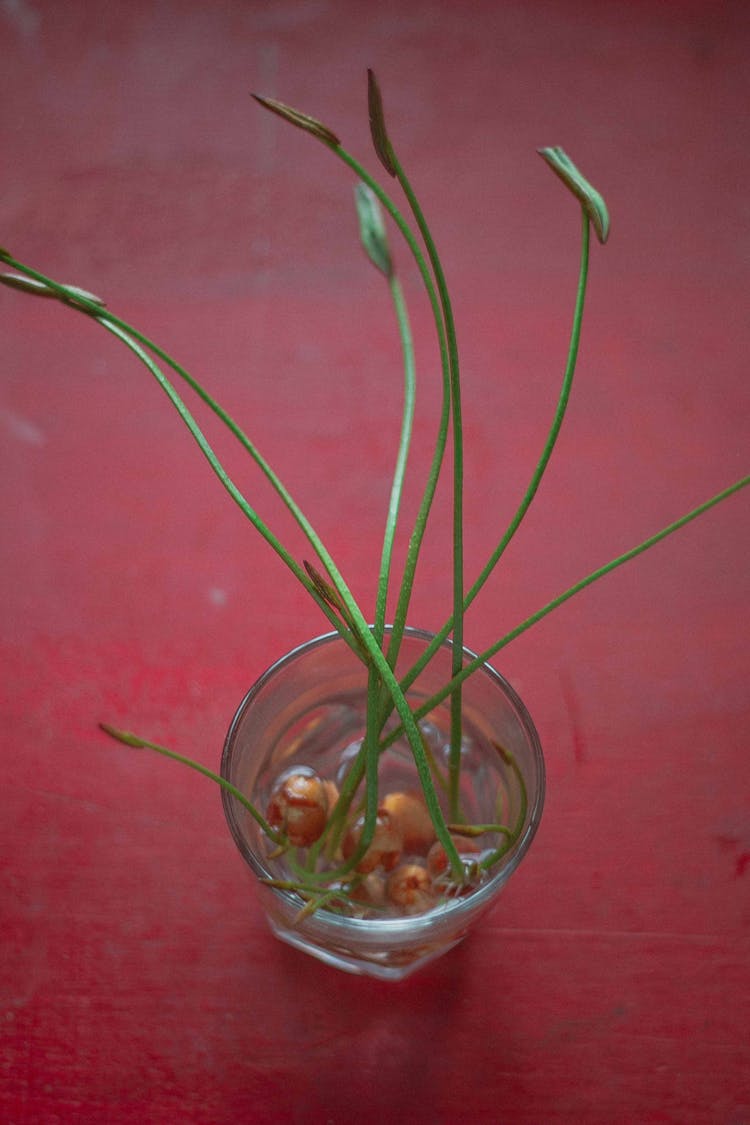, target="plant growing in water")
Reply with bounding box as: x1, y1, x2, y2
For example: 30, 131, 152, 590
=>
2, 72, 747, 924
